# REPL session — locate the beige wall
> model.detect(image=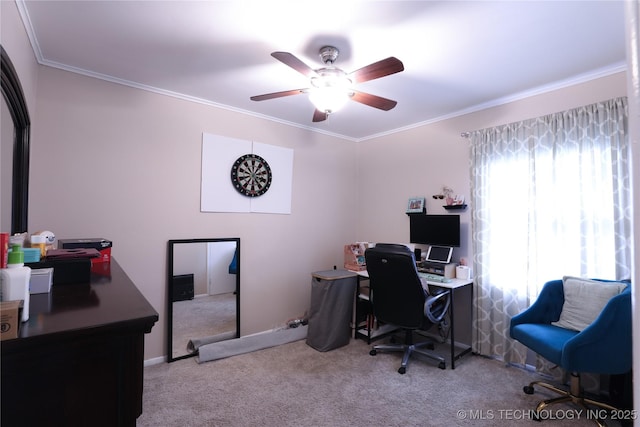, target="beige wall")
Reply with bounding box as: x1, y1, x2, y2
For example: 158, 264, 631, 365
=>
1, 0, 39, 118
356, 73, 628, 264
28, 66, 359, 360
